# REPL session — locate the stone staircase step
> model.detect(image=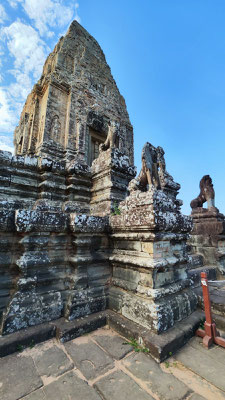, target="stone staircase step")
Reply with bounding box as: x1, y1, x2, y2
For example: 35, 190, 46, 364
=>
212, 313, 225, 331
187, 254, 204, 270
188, 265, 217, 287
194, 281, 225, 318
107, 309, 204, 362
